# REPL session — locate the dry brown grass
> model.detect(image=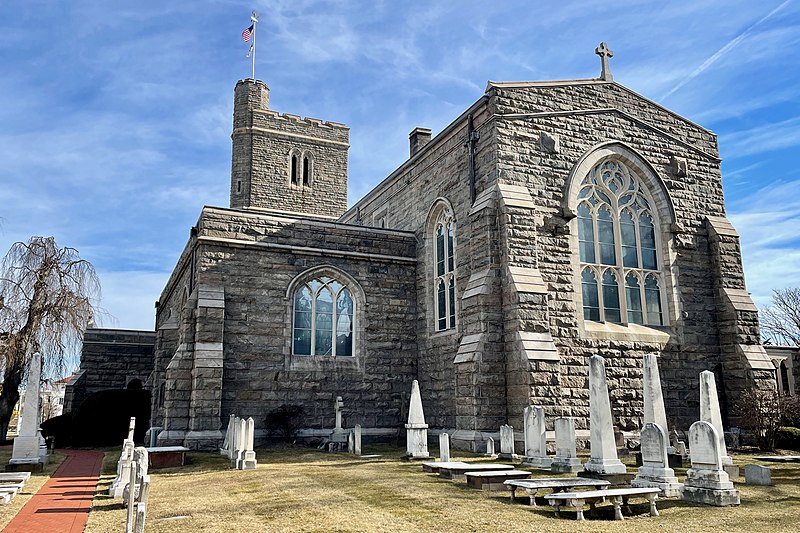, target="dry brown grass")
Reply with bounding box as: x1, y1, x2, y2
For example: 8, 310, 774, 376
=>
0, 445, 66, 530
80, 446, 800, 533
